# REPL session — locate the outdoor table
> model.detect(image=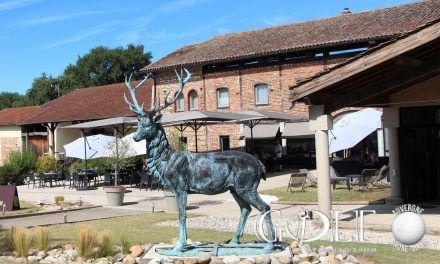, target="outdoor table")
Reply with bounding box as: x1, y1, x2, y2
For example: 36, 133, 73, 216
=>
43, 172, 59, 188
76, 171, 98, 189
